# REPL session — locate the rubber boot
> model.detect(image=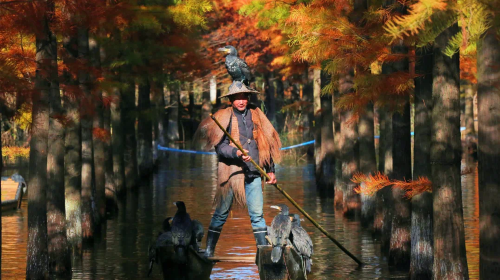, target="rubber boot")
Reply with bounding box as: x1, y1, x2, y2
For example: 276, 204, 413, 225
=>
204, 227, 222, 258
253, 227, 269, 246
